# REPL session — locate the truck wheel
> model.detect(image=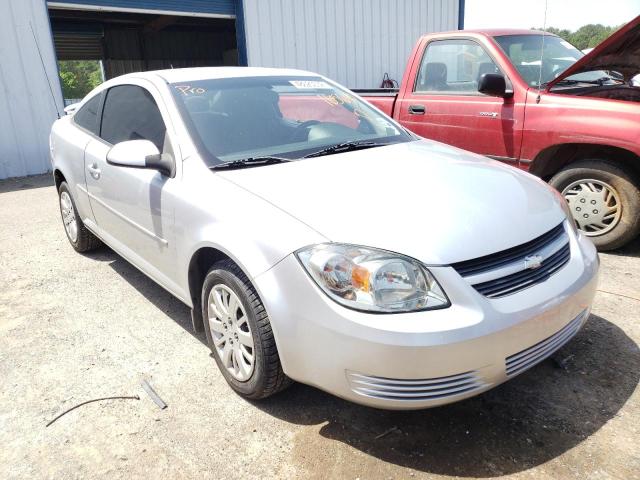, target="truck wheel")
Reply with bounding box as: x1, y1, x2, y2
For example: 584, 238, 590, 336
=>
549, 160, 640, 251
201, 259, 292, 399
58, 181, 102, 252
